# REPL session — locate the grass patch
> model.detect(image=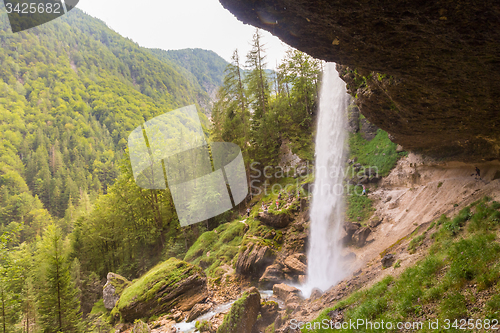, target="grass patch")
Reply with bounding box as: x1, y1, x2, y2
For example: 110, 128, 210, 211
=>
346, 189, 374, 224
348, 130, 403, 177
